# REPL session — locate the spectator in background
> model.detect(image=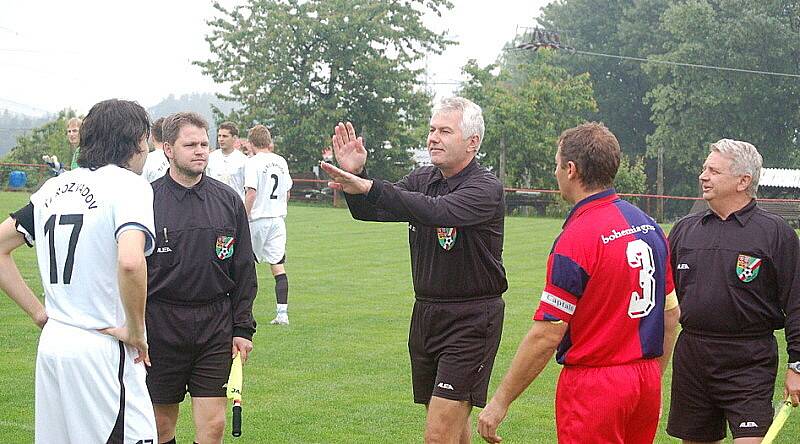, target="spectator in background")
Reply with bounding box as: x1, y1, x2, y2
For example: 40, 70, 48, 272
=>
322, 147, 334, 163
142, 117, 169, 183
67, 117, 82, 170
42, 116, 82, 175
206, 121, 247, 201
235, 138, 254, 157
313, 147, 334, 181
42, 154, 65, 176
